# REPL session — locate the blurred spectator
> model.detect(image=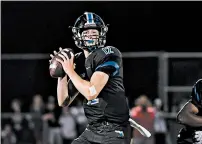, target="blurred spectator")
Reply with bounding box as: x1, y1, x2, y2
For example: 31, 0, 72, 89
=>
59, 107, 77, 144
70, 100, 88, 135
130, 95, 155, 144
153, 98, 167, 144
1, 124, 17, 144
30, 94, 45, 144
30, 94, 45, 113
17, 119, 36, 144
43, 96, 62, 144
10, 99, 24, 142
